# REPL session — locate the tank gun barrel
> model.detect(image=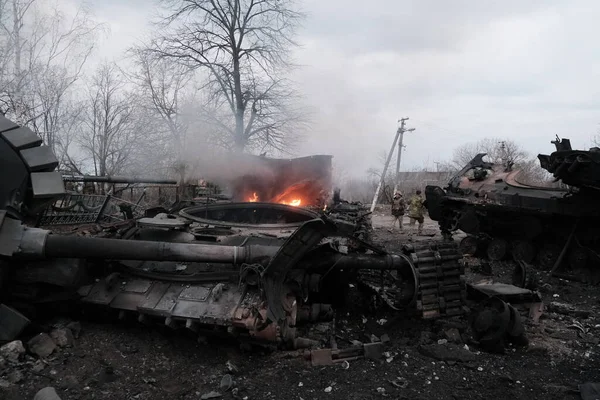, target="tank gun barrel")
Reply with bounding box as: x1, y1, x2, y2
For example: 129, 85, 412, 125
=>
62, 175, 177, 185
43, 235, 278, 264
0, 214, 278, 264
2, 219, 417, 270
